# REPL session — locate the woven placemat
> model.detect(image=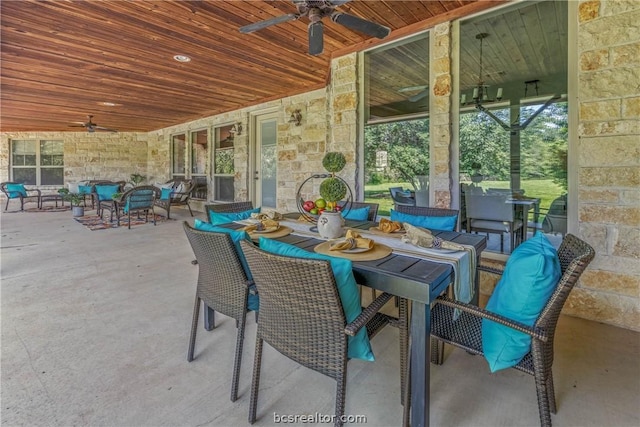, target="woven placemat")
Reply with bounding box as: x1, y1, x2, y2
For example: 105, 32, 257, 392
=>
313, 241, 392, 261
248, 225, 293, 240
